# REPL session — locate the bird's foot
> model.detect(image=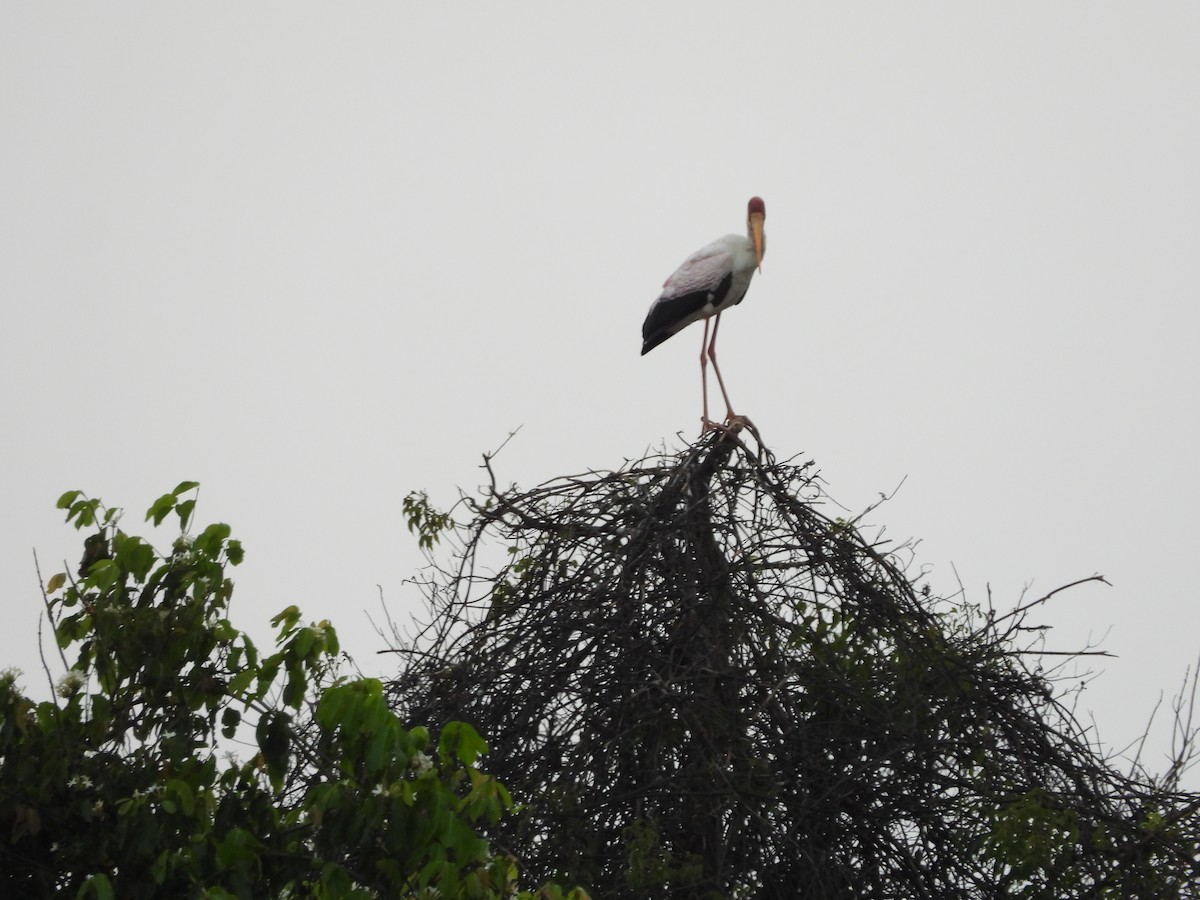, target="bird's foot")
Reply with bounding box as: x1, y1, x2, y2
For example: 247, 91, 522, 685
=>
700, 414, 752, 437
724, 412, 752, 429
727, 413, 766, 447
